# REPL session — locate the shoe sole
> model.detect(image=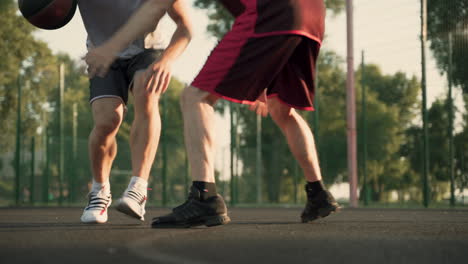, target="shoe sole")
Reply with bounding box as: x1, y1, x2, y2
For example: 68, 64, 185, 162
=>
81, 219, 107, 224
80, 214, 108, 224
116, 200, 144, 221
301, 204, 340, 223
152, 214, 231, 228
